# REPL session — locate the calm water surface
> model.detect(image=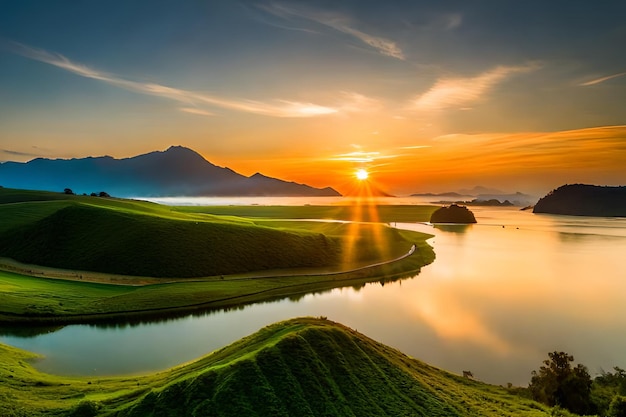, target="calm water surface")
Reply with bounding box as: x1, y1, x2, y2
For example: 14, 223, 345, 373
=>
1, 205, 625, 386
